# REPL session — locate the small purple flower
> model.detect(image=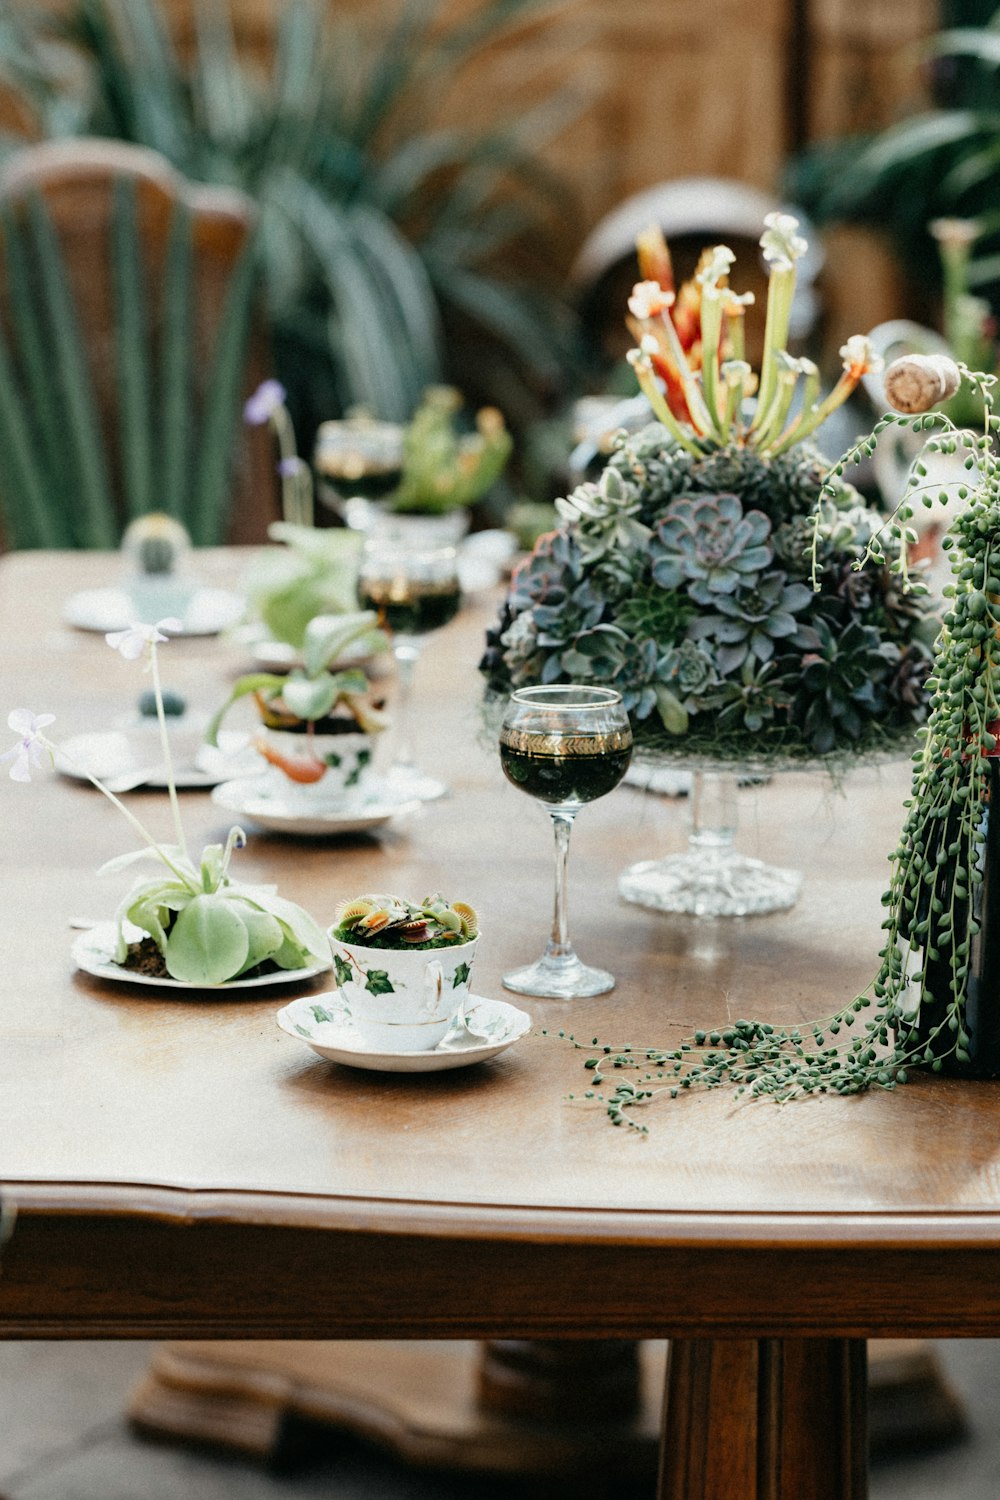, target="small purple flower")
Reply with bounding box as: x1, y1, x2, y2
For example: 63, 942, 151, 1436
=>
105, 619, 182, 660
243, 379, 287, 426
2, 709, 55, 782
277, 455, 306, 478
